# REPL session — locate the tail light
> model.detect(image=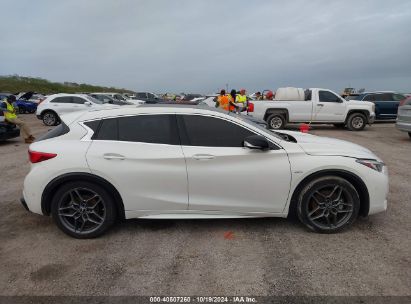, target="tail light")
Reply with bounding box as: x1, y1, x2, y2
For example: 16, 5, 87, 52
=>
29, 150, 57, 163
247, 102, 254, 112
399, 97, 410, 106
